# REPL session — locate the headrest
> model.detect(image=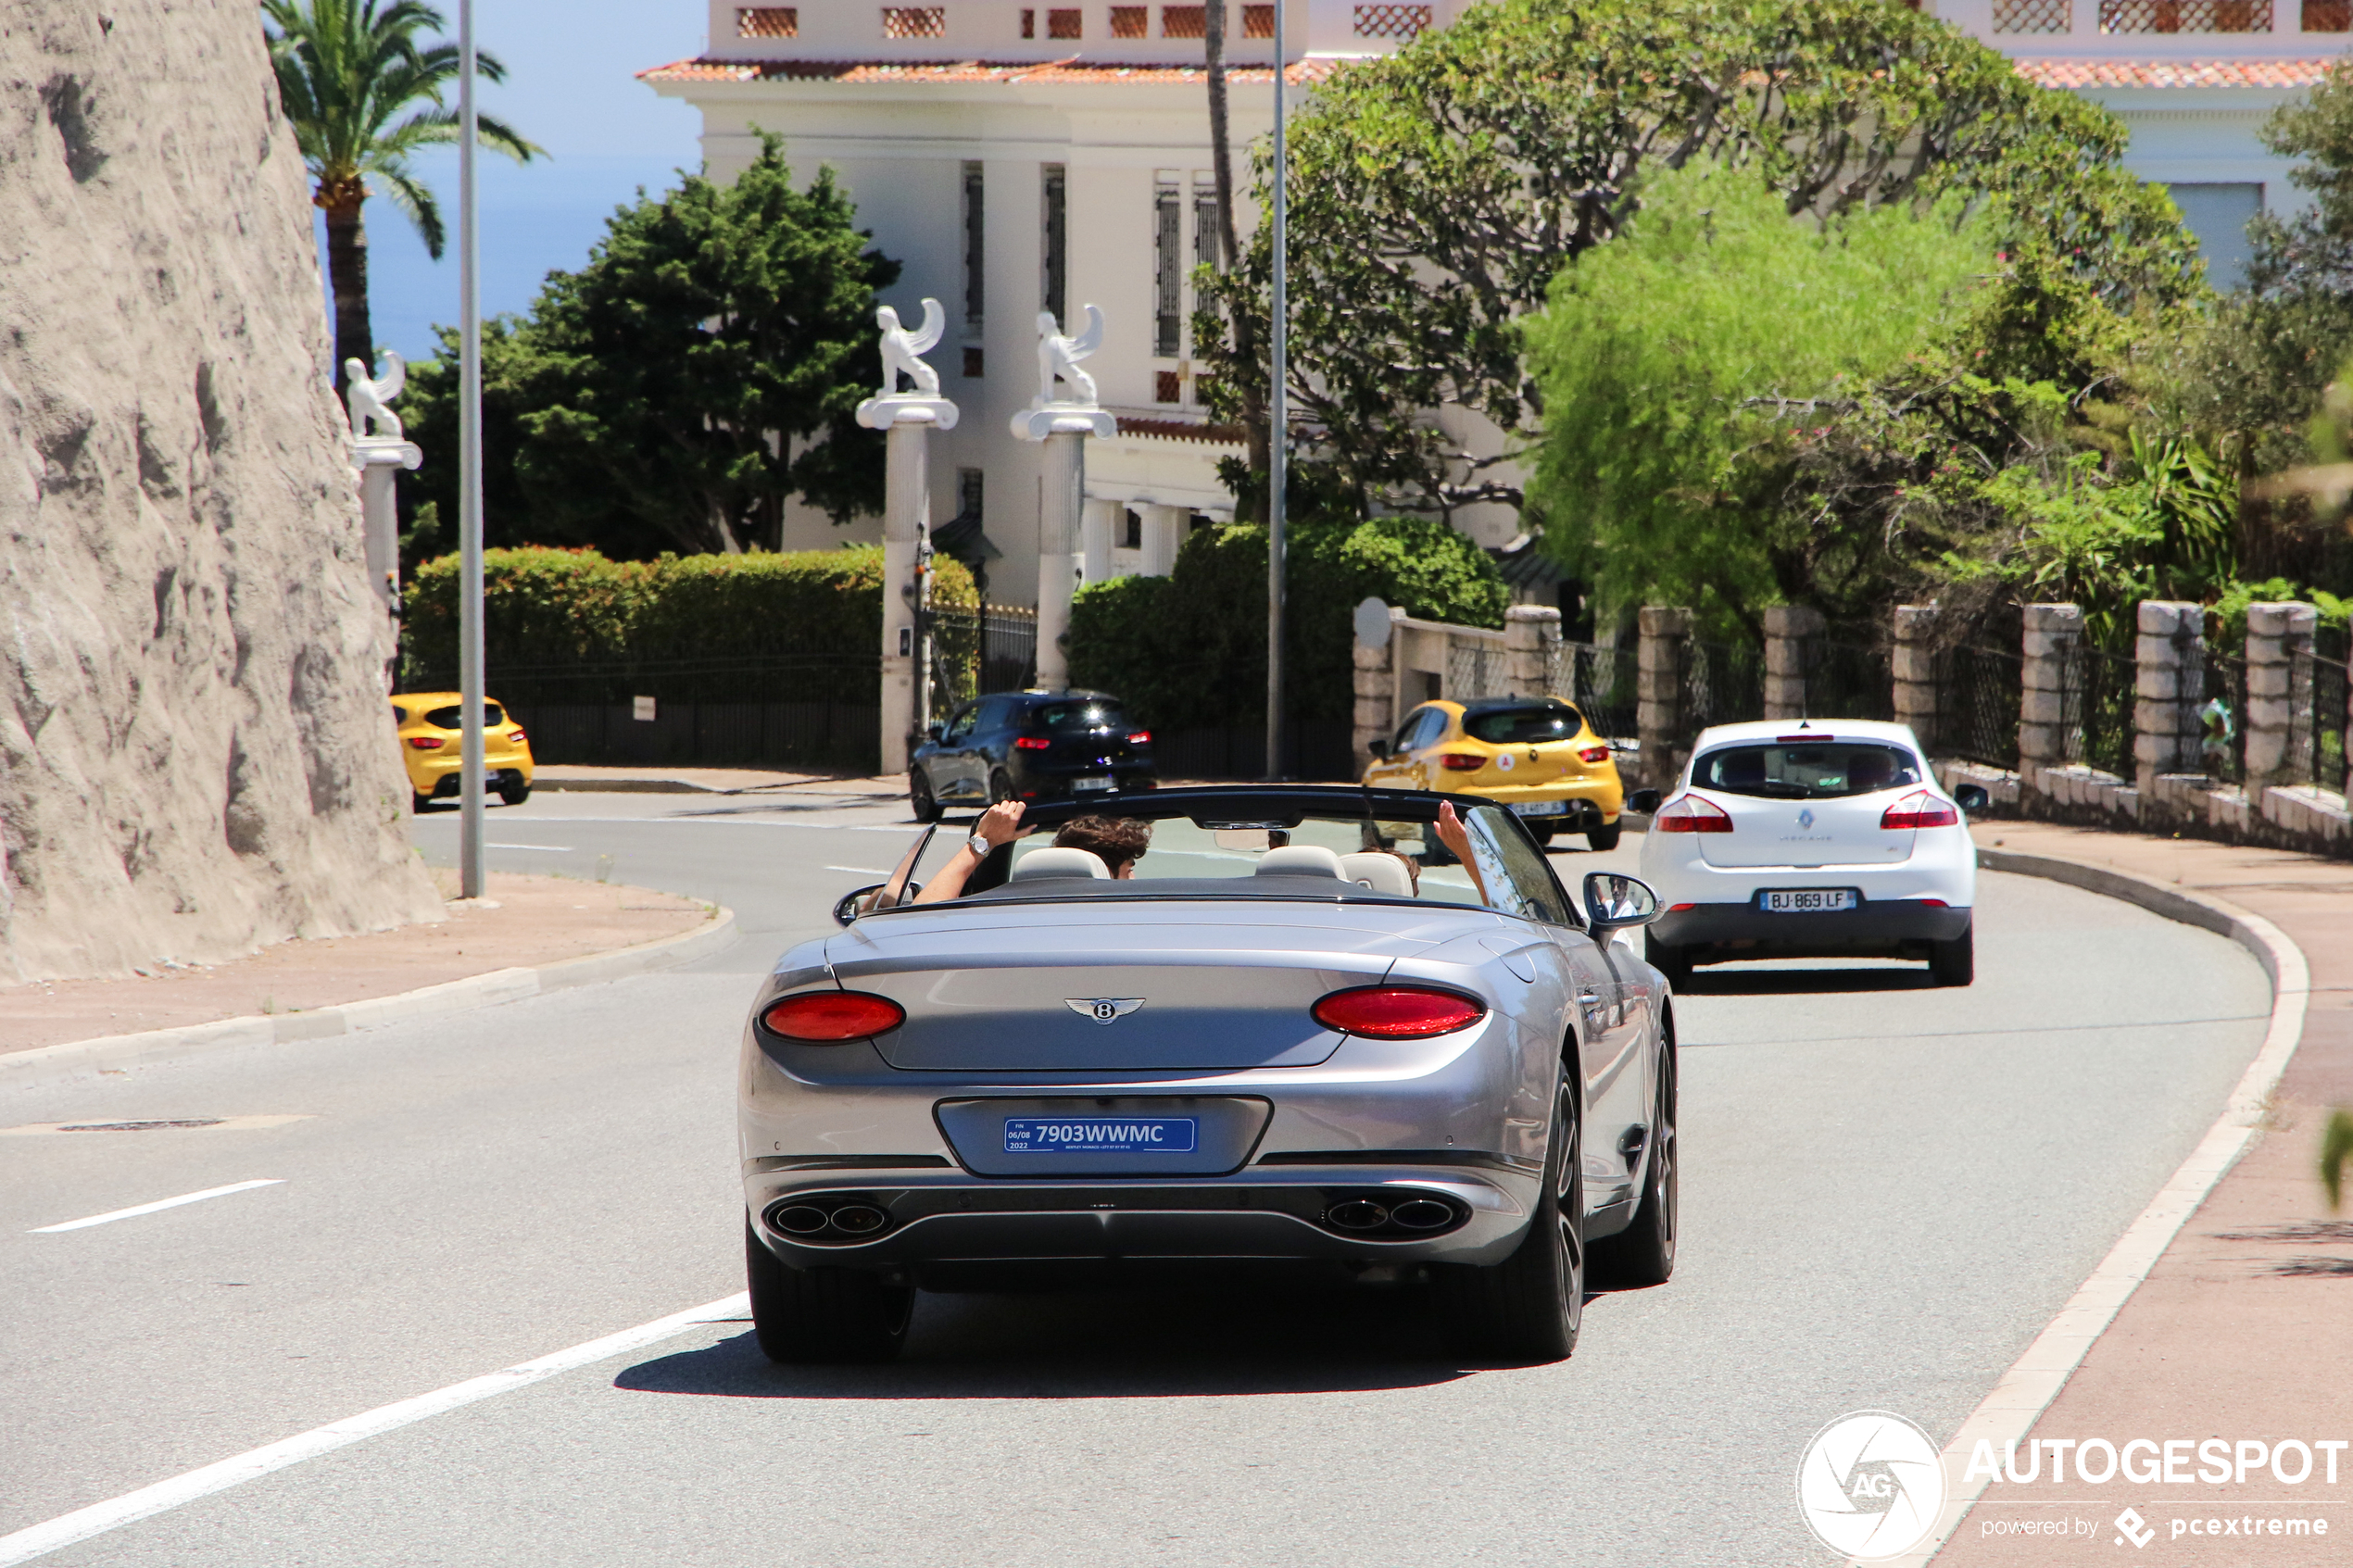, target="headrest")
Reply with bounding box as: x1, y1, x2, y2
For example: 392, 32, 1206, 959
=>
1339, 851, 1415, 897
1254, 845, 1344, 878
1009, 847, 1110, 881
